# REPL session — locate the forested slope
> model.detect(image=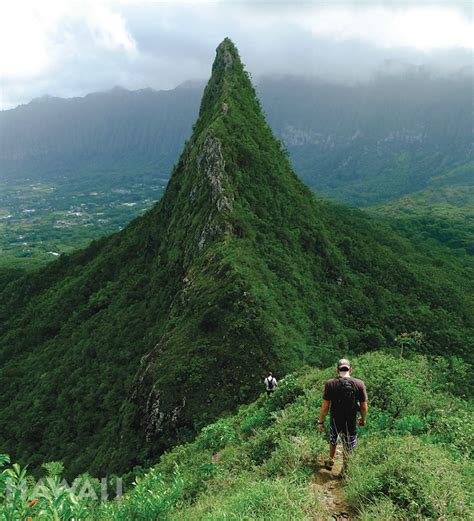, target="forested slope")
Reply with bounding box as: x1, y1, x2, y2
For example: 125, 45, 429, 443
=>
372, 161, 474, 261
0, 40, 472, 480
